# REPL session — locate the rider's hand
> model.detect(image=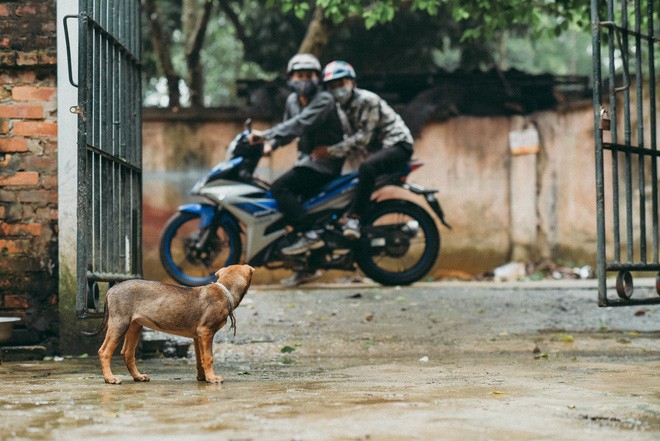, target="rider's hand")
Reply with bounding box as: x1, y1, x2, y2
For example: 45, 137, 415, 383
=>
248, 130, 264, 145
262, 143, 273, 156
311, 145, 329, 159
